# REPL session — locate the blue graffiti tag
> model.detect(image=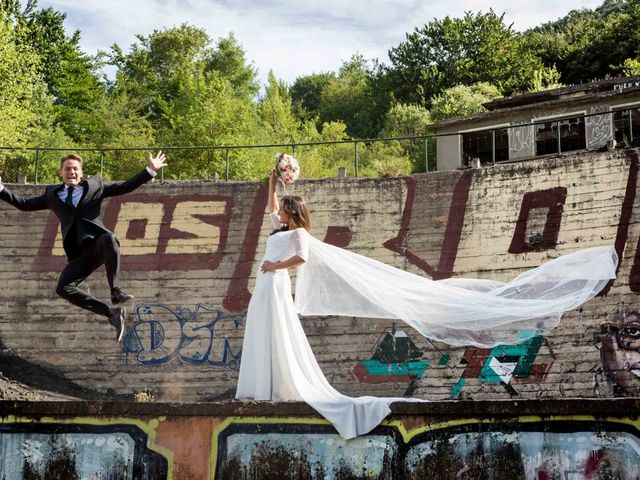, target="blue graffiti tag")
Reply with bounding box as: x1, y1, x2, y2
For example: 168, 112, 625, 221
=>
123, 303, 244, 368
